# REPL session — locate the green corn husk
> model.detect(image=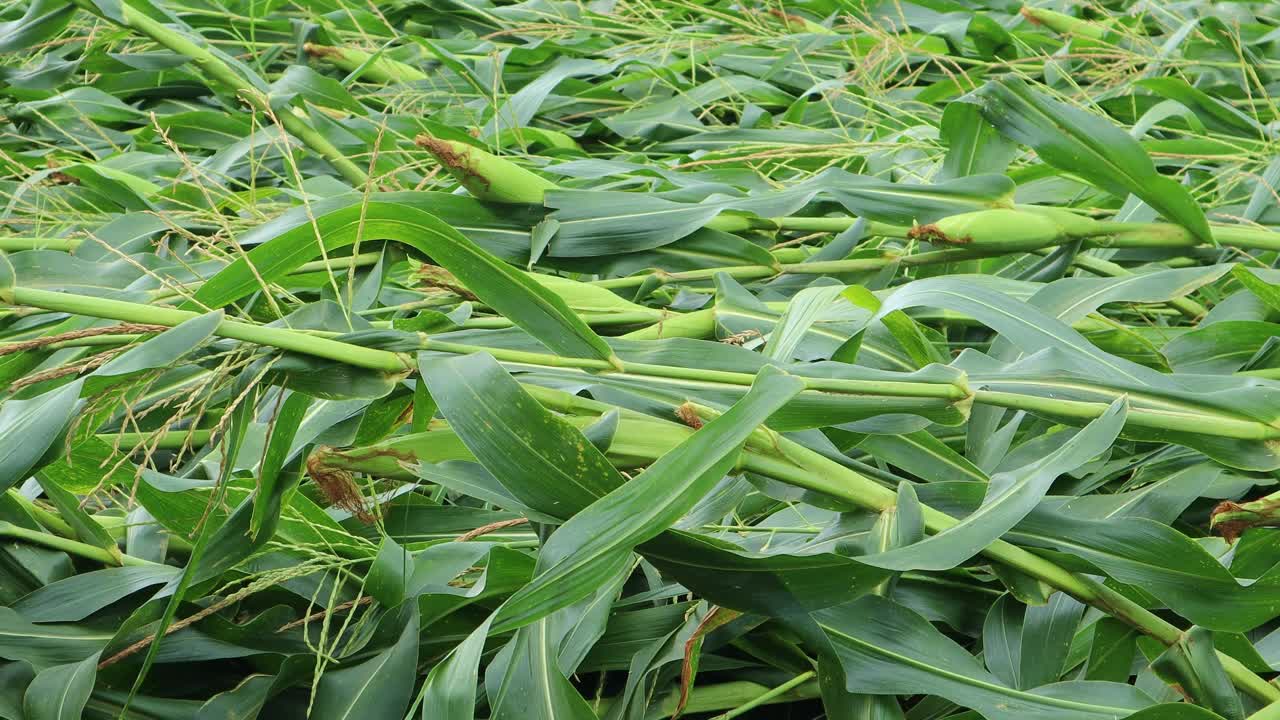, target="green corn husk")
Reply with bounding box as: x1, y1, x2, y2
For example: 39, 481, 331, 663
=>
416, 134, 559, 204
304, 43, 428, 84
767, 8, 832, 35
1019, 6, 1108, 40
912, 208, 1102, 252
1211, 489, 1280, 542
1021, 206, 1104, 237
912, 209, 1064, 252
